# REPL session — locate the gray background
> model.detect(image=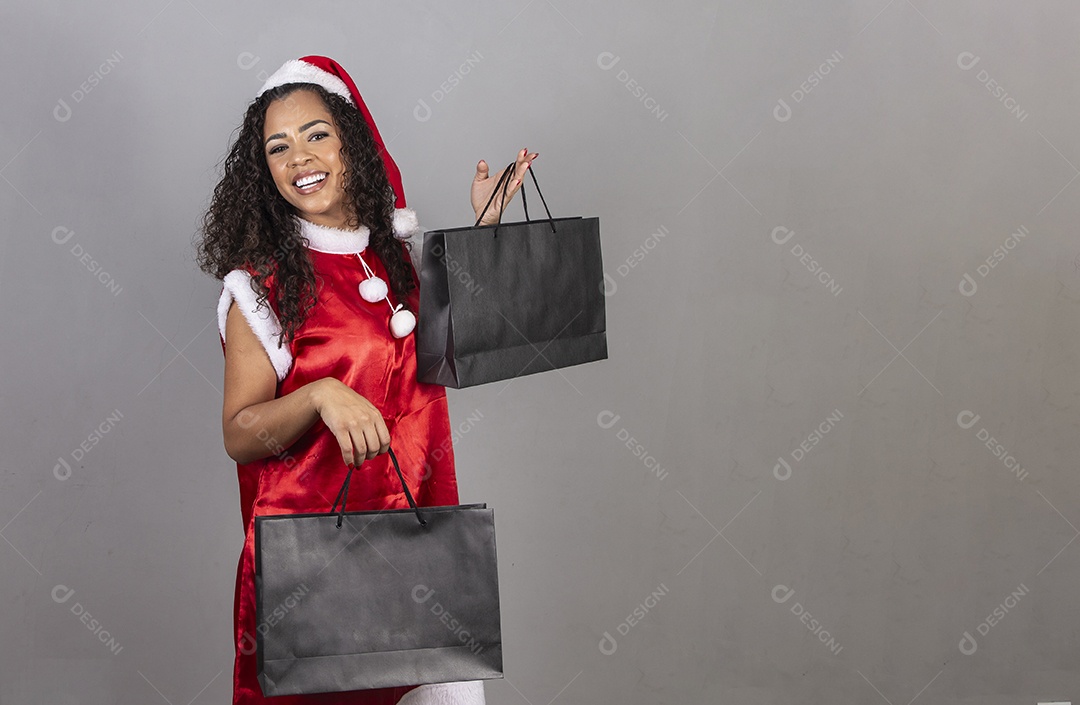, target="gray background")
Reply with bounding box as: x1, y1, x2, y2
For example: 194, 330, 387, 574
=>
2, 1, 1078, 703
